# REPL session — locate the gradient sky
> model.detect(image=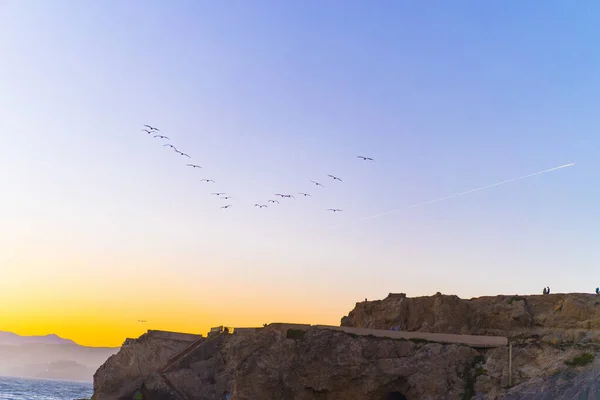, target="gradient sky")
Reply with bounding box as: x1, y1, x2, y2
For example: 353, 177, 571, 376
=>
1, 1, 599, 347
